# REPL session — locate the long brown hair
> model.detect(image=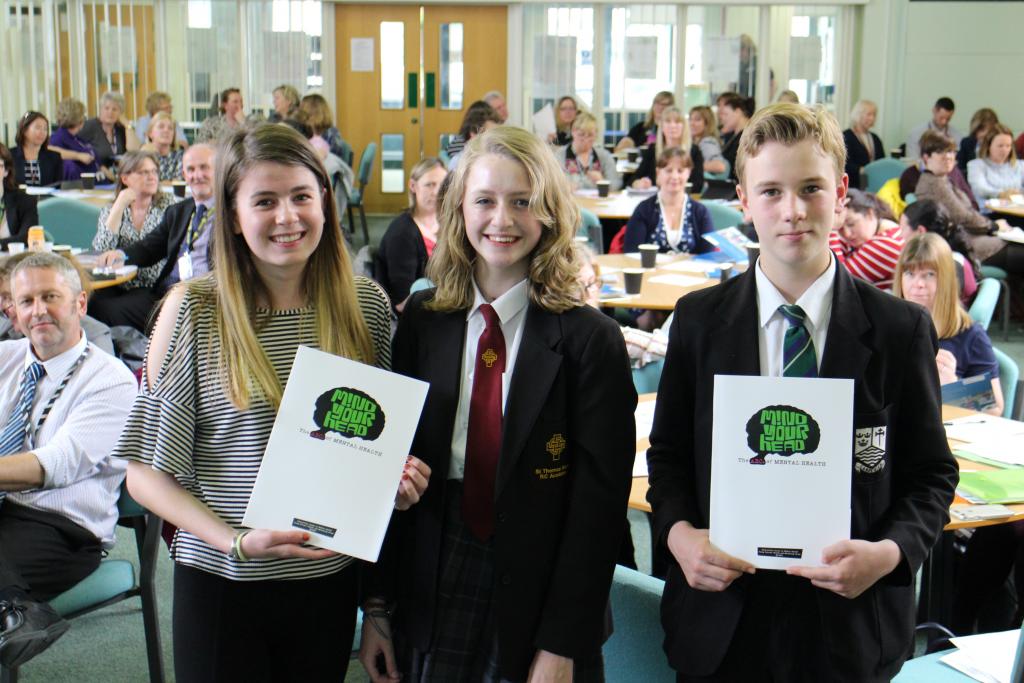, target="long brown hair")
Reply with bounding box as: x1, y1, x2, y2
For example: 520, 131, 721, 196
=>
198, 123, 375, 409
427, 126, 581, 313
892, 233, 972, 339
